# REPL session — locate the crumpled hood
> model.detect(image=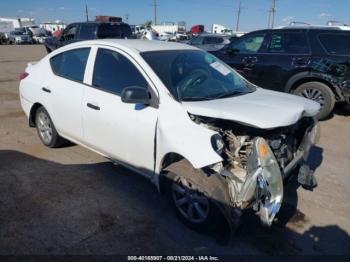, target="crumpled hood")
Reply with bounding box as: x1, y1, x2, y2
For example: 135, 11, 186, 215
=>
182, 88, 320, 129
